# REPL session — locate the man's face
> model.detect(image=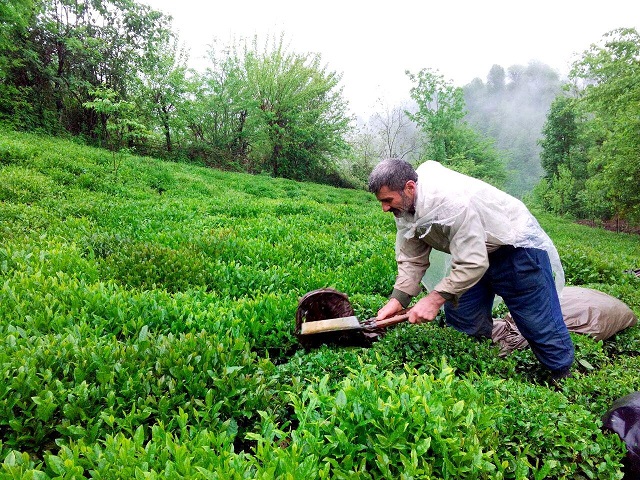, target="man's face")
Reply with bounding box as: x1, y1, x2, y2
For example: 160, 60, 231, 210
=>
375, 181, 416, 217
